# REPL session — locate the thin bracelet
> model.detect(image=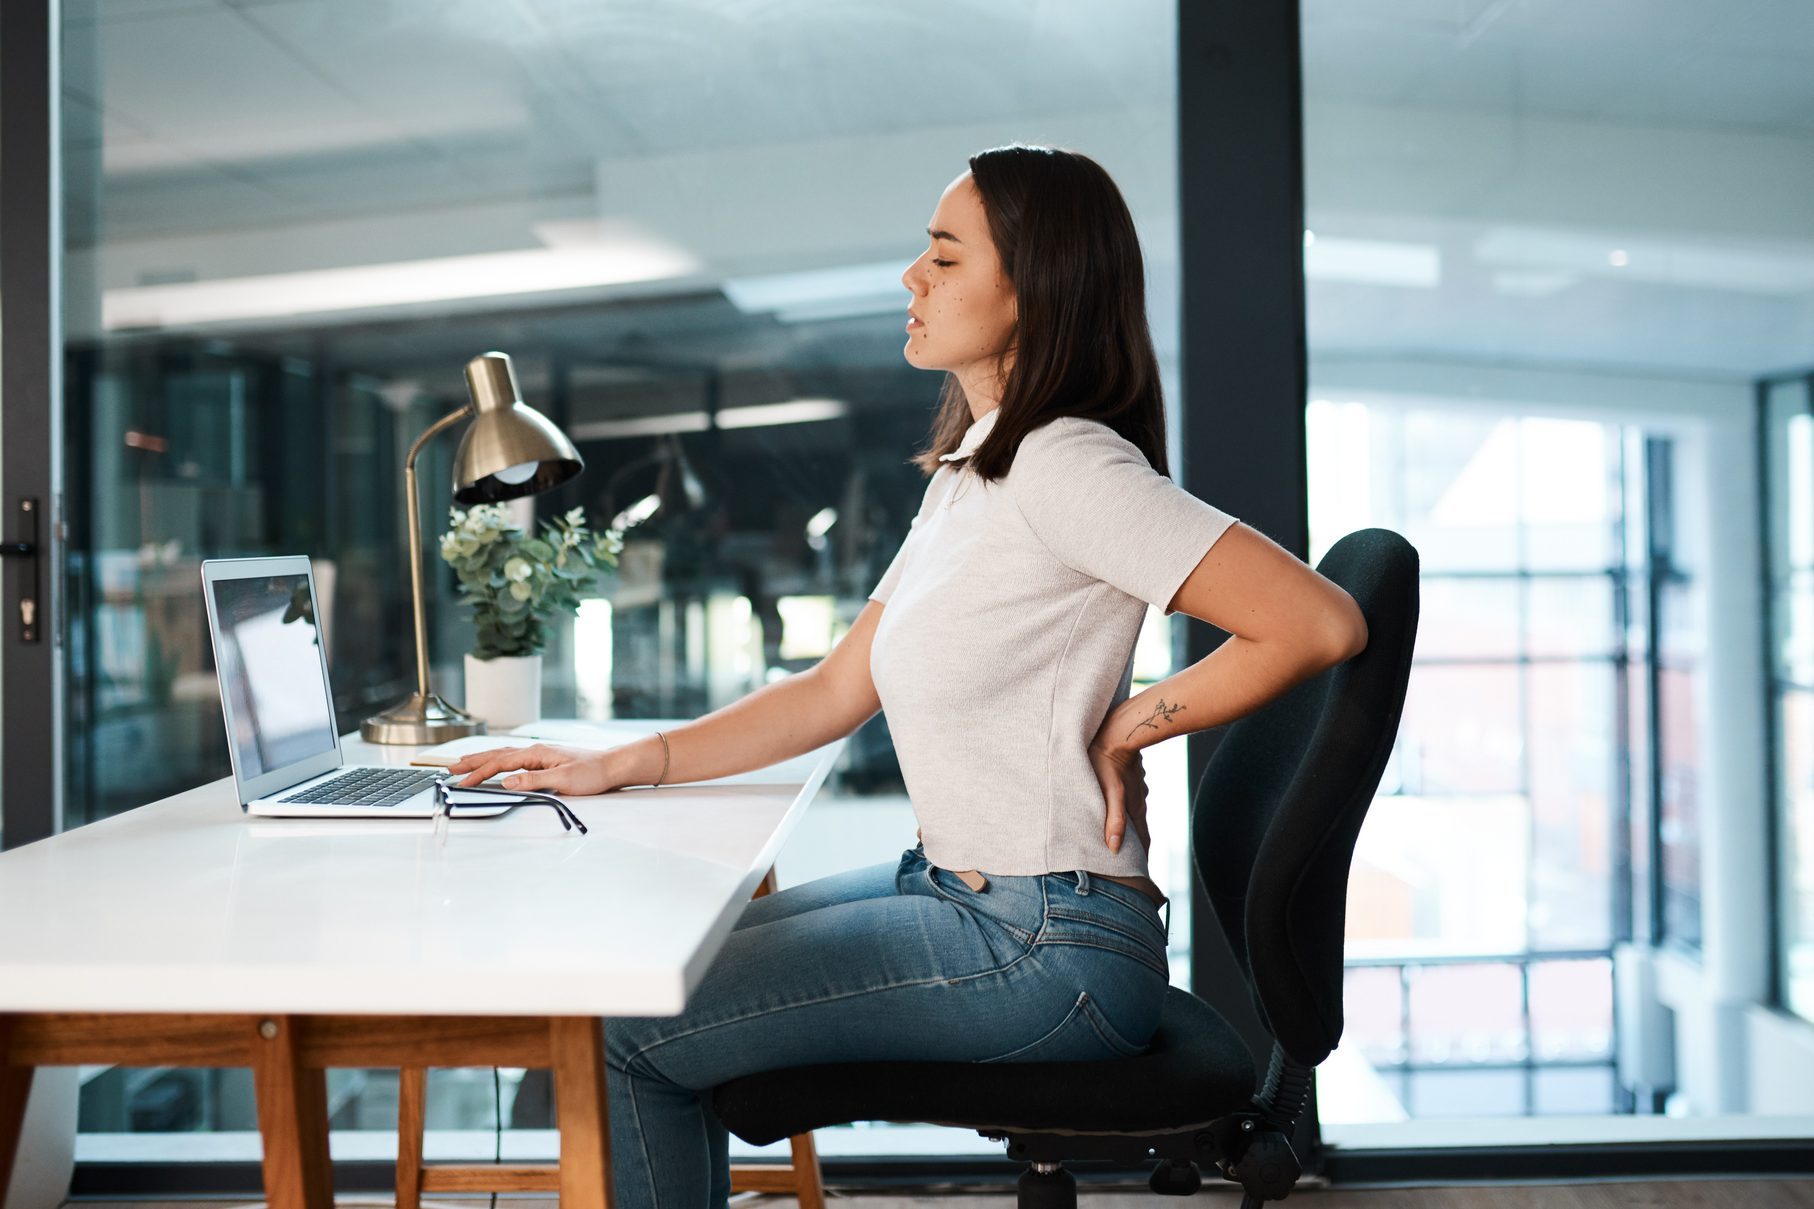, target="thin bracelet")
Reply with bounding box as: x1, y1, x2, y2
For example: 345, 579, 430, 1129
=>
652, 730, 670, 788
